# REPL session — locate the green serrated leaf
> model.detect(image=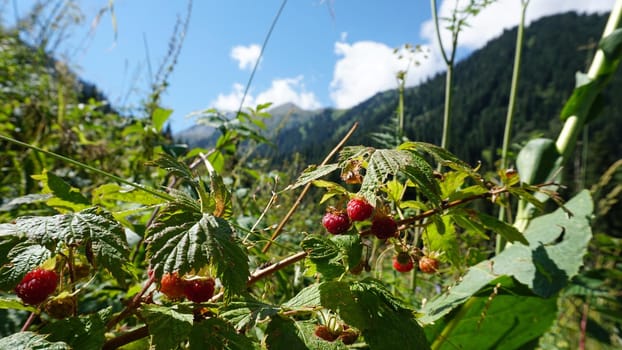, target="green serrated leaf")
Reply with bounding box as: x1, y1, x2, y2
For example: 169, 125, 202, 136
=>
300, 235, 349, 280
209, 172, 233, 218
188, 317, 254, 350
400, 141, 474, 175
403, 155, 442, 207
289, 164, 340, 190
220, 297, 279, 331
141, 304, 194, 350
147, 153, 195, 185
152, 107, 173, 133
425, 215, 461, 266
0, 331, 71, 349
3, 208, 131, 285
348, 279, 430, 349
476, 212, 528, 245
31, 170, 90, 213
147, 212, 249, 300
332, 235, 363, 271
40, 312, 107, 350
301, 235, 340, 260
359, 149, 412, 202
